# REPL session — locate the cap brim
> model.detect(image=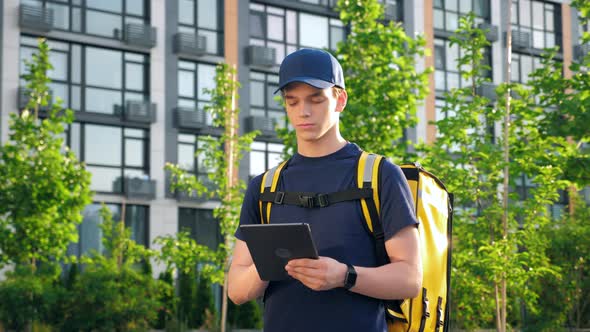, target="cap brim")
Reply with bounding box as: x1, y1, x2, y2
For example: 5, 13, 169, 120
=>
273, 77, 335, 94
